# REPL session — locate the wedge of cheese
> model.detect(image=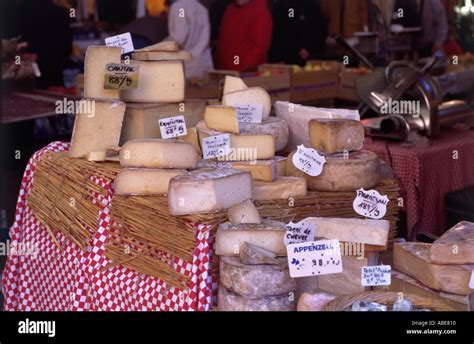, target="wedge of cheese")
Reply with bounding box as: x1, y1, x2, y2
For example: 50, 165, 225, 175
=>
223, 75, 248, 95
252, 177, 307, 201
309, 118, 364, 154
204, 105, 239, 134
430, 221, 474, 264
197, 159, 277, 181
136, 40, 179, 52
84, 46, 122, 99
131, 50, 192, 61
115, 168, 185, 195
286, 150, 381, 192
227, 135, 275, 161
120, 139, 199, 169
222, 87, 271, 121
168, 168, 252, 215
228, 199, 261, 224
120, 60, 185, 103
177, 127, 201, 156
218, 285, 295, 311
69, 99, 126, 158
